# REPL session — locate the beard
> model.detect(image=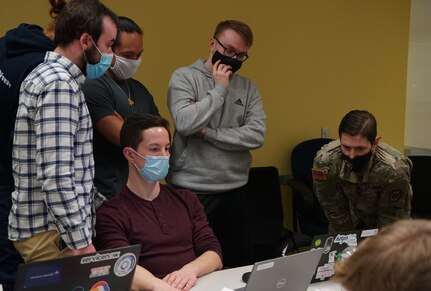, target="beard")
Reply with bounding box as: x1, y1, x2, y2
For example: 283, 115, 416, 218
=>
79, 44, 100, 74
